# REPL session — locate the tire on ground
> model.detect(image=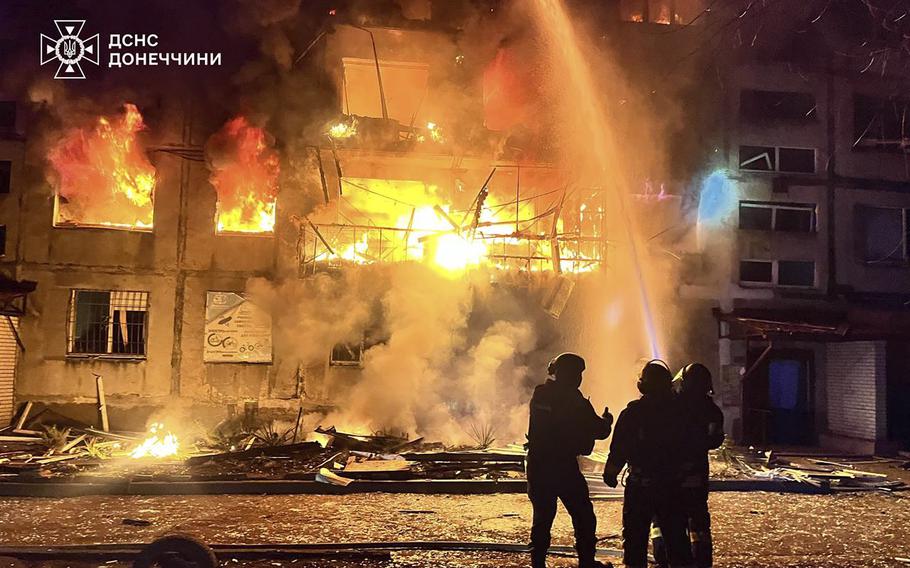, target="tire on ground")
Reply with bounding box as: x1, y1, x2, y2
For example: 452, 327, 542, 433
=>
132, 534, 218, 568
